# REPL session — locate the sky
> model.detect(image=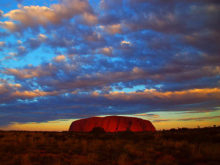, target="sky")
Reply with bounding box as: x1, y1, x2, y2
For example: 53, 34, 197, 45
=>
0, 0, 220, 131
